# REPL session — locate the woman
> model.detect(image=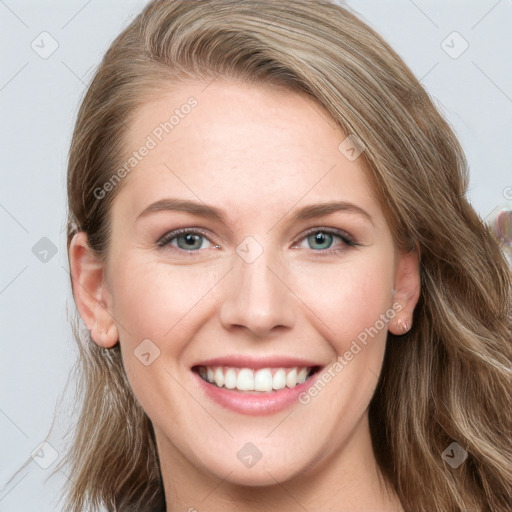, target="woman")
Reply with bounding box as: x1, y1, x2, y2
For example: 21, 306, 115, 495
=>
62, 0, 511, 510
